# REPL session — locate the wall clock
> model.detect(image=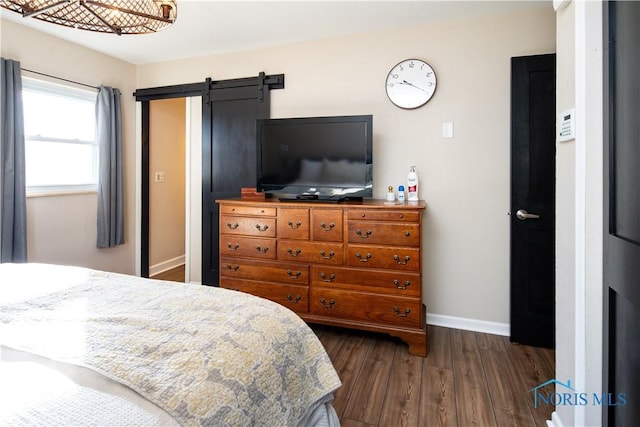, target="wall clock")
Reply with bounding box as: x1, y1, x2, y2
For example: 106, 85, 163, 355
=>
385, 59, 437, 109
